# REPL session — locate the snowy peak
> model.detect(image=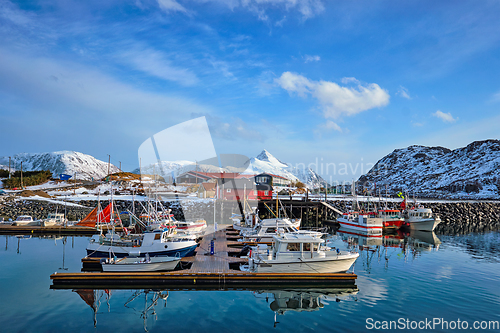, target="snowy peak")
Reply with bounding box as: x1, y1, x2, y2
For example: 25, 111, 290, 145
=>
255, 150, 288, 168
359, 139, 500, 198
0, 151, 120, 180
